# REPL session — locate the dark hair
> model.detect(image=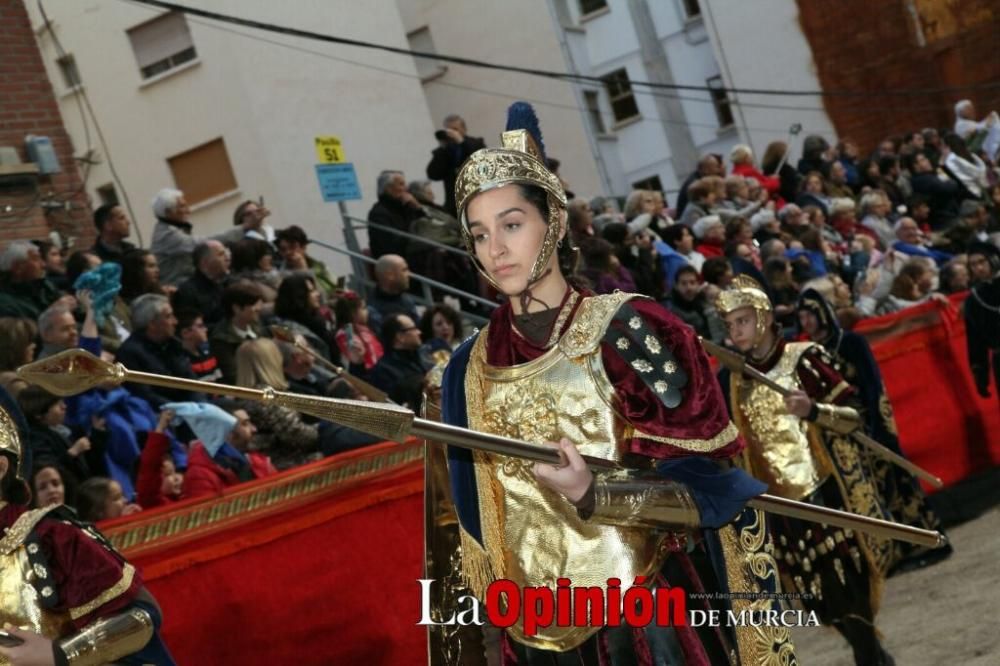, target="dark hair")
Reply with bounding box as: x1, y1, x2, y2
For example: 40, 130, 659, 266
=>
939, 262, 967, 294
75, 477, 114, 522
17, 385, 62, 425
174, 308, 203, 332
233, 200, 256, 226
275, 225, 309, 247
420, 303, 463, 342
580, 237, 615, 273
380, 313, 411, 349
661, 224, 690, 249
701, 257, 731, 286
93, 204, 116, 231
674, 264, 699, 282
333, 292, 364, 331
222, 282, 263, 320
877, 155, 898, 176
30, 463, 75, 509
901, 150, 926, 174
513, 184, 579, 280
230, 238, 273, 273
120, 249, 163, 302
724, 218, 751, 242
65, 250, 98, 286
941, 132, 974, 161
274, 273, 318, 321
0, 317, 37, 372
764, 256, 792, 290
192, 241, 217, 270
601, 222, 629, 246
32, 239, 57, 264
1, 453, 30, 506
799, 227, 823, 252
